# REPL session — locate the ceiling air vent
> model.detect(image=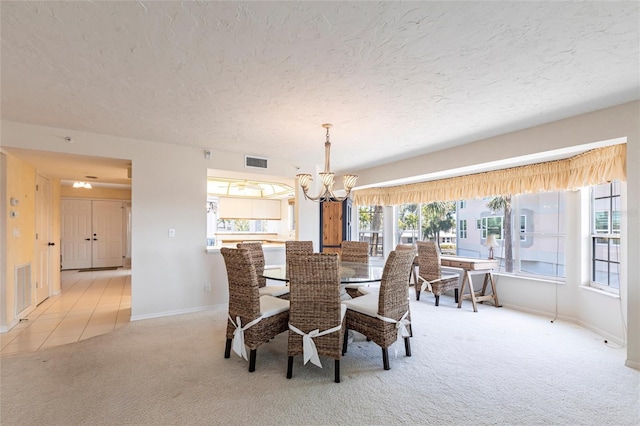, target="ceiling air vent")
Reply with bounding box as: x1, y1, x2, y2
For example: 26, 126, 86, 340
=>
245, 155, 268, 169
